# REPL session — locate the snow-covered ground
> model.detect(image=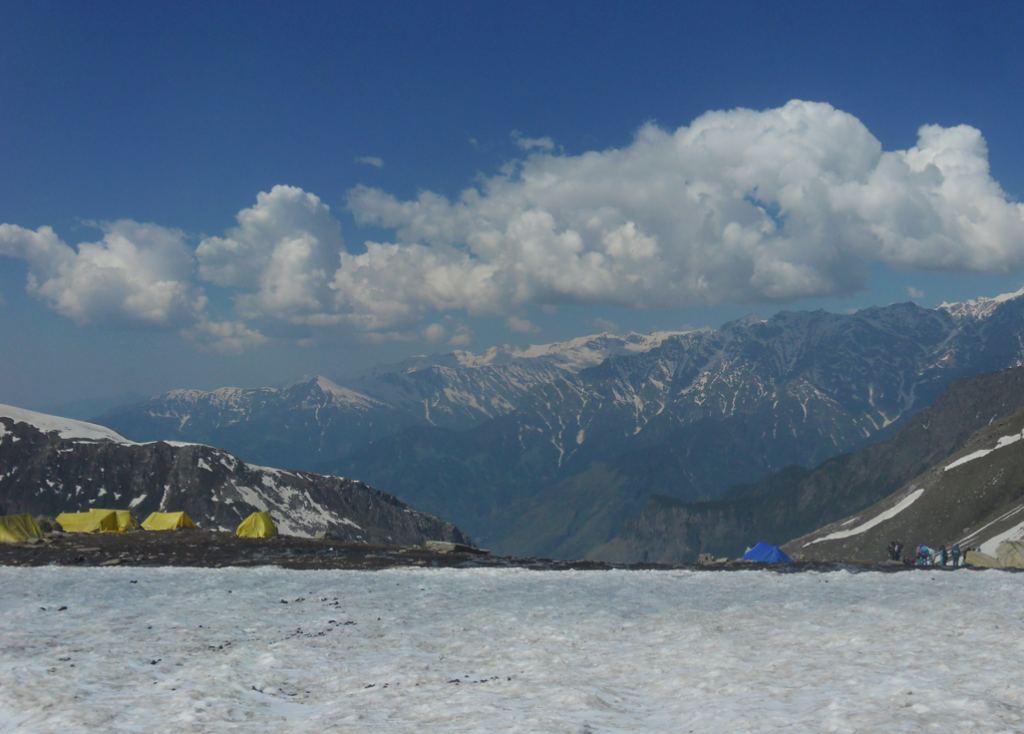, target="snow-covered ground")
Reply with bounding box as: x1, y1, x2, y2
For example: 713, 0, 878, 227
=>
1, 567, 1022, 733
